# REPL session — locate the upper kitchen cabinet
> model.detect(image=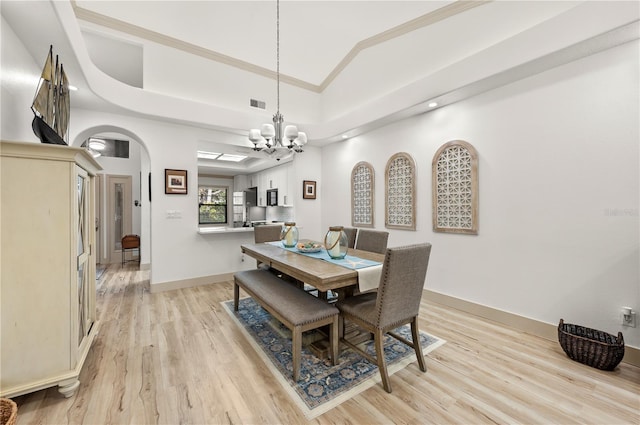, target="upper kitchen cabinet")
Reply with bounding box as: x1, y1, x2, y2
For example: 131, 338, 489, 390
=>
248, 172, 266, 206
246, 163, 294, 207
233, 174, 248, 192
258, 173, 267, 206
273, 163, 293, 206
